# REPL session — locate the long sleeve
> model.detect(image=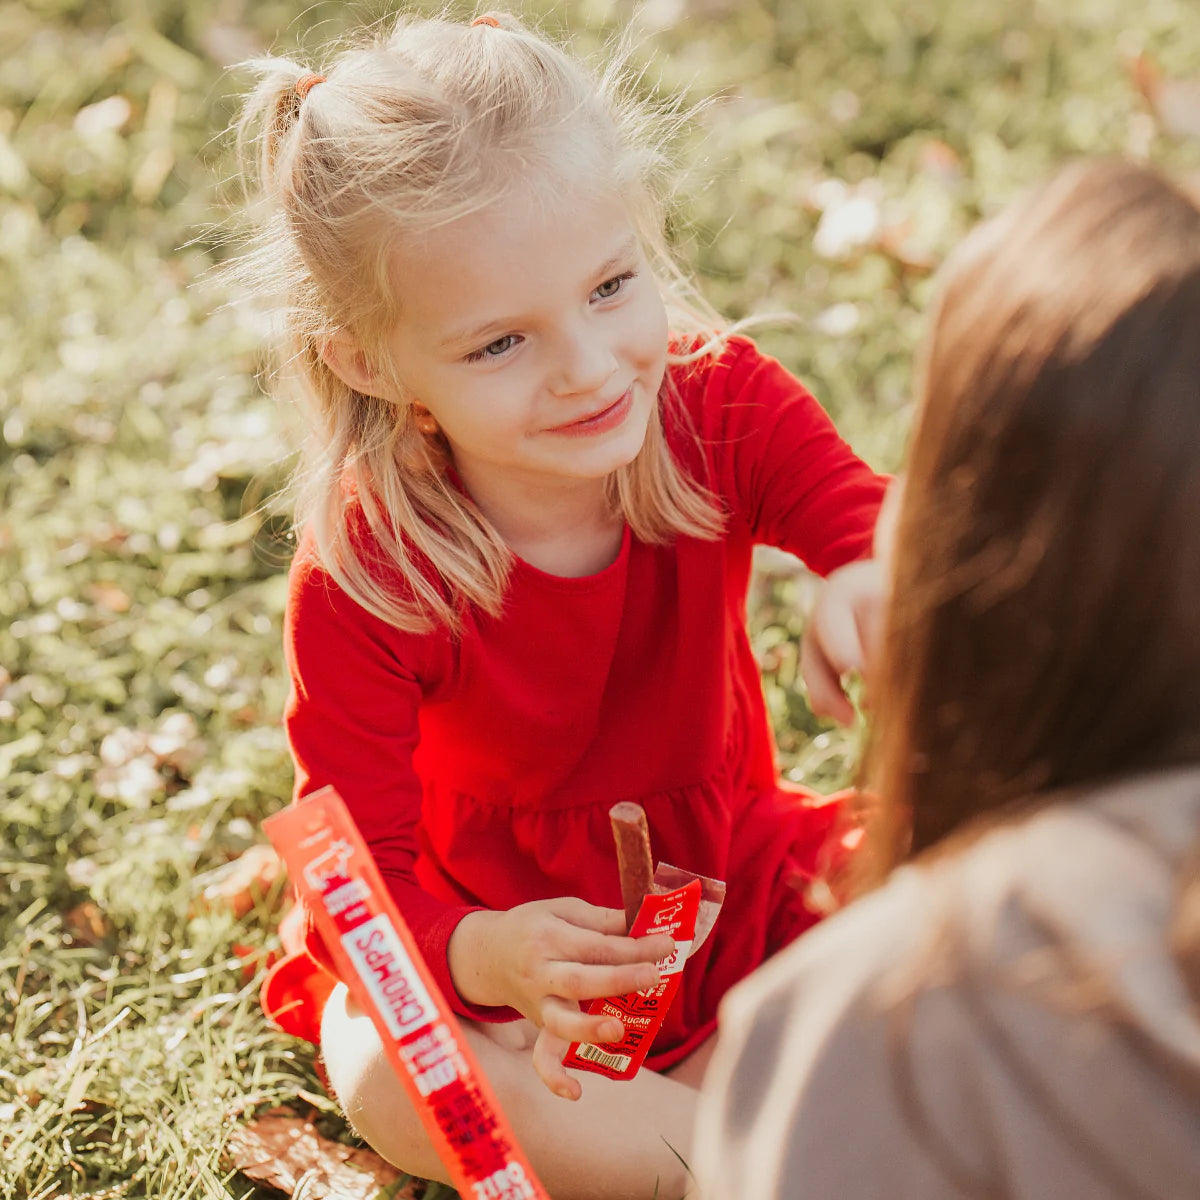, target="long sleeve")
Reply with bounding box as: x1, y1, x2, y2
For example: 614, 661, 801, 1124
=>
284, 548, 514, 1021
706, 337, 888, 574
